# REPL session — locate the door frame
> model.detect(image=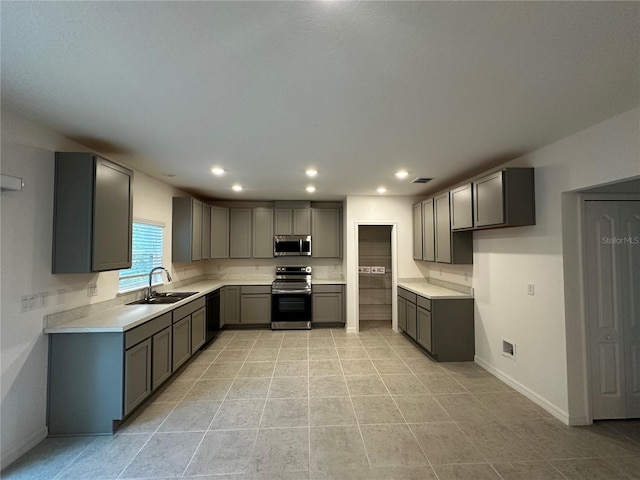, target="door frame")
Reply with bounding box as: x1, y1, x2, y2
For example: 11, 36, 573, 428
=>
353, 222, 398, 333
580, 193, 640, 423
